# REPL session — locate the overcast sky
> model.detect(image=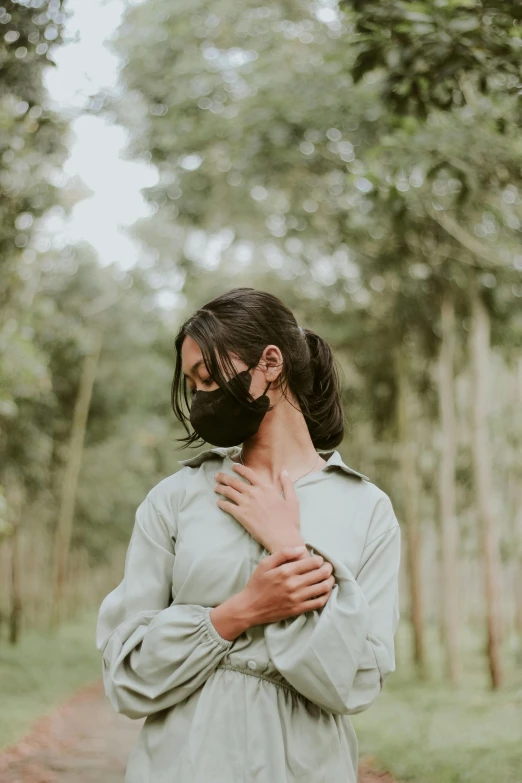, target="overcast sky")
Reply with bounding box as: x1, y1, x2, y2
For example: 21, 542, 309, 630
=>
44, 0, 157, 271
